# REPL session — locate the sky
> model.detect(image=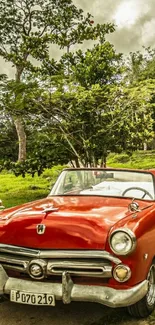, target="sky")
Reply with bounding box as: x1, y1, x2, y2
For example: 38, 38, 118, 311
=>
74, 0, 155, 53
1, 0, 155, 77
